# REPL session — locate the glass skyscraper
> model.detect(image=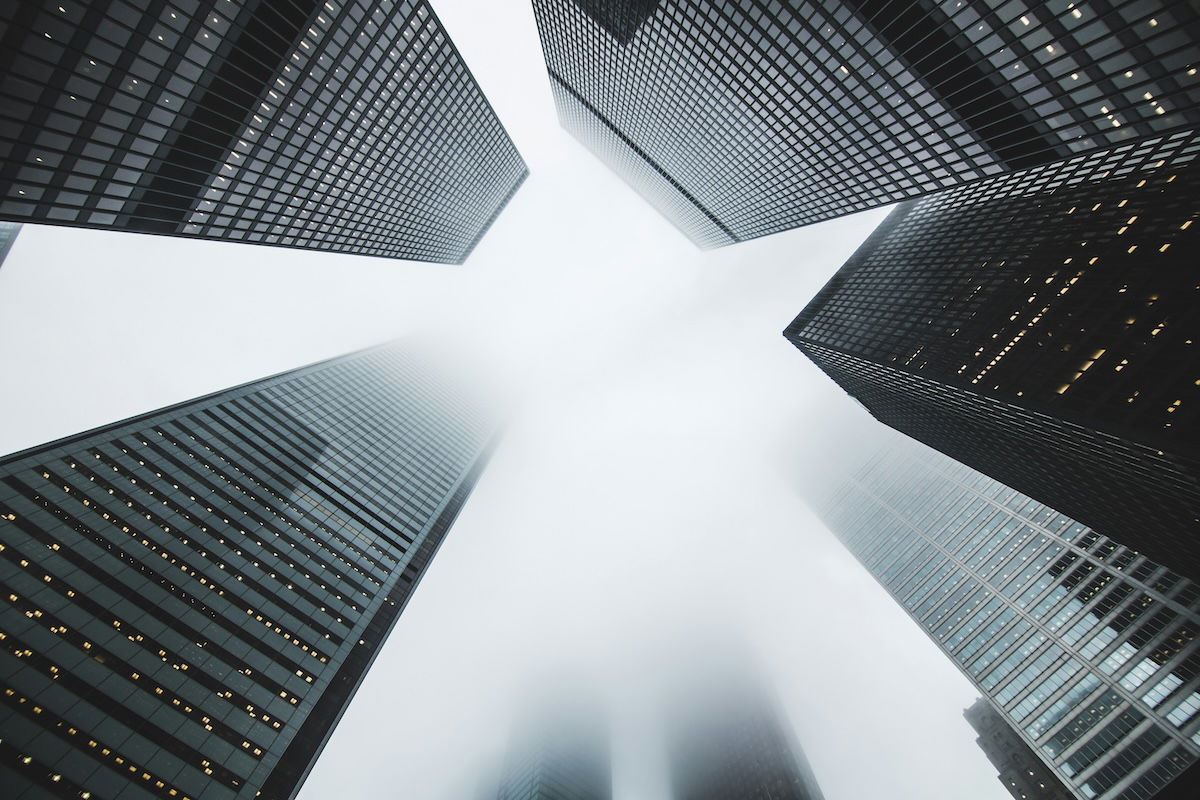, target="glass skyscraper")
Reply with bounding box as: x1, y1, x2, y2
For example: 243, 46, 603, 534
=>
662, 656, 825, 800
531, 0, 1200, 247
965, 696, 1076, 800
809, 434, 1200, 800
786, 129, 1199, 579
492, 695, 611, 800
0, 221, 19, 267
0, 1, 527, 263
0, 343, 494, 800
